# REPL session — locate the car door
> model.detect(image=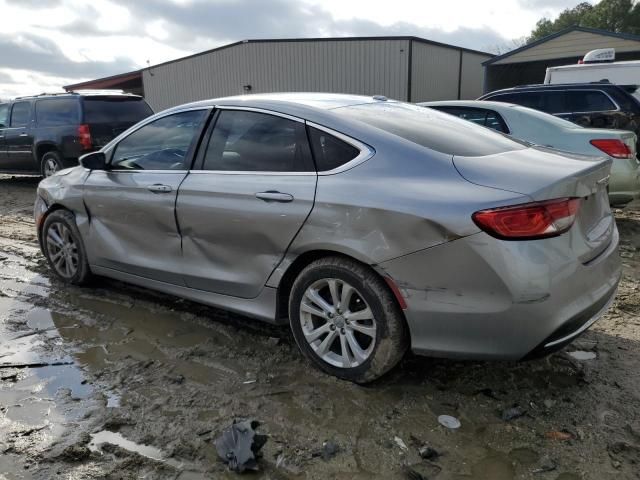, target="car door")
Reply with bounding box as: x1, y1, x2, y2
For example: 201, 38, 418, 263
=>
177, 108, 317, 298
4, 101, 35, 171
82, 108, 210, 284
0, 103, 8, 168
